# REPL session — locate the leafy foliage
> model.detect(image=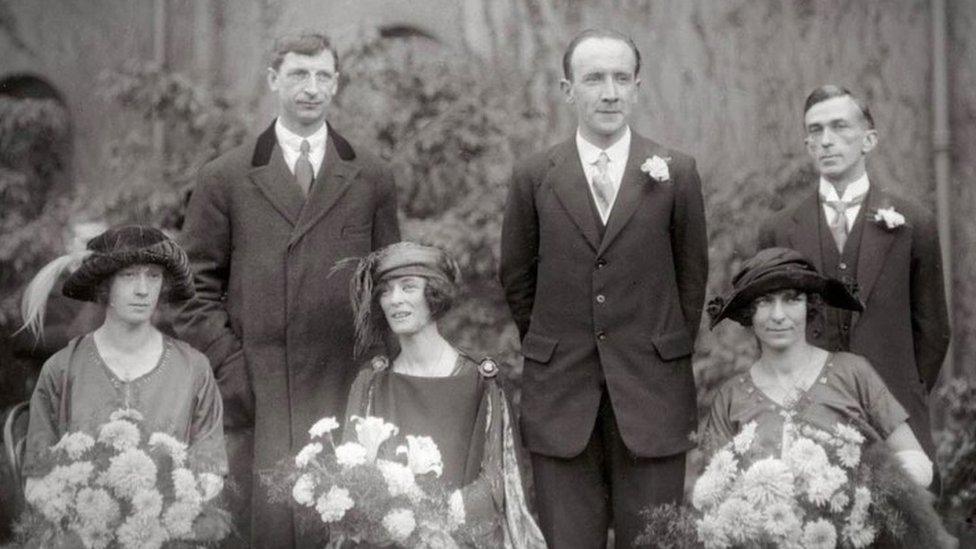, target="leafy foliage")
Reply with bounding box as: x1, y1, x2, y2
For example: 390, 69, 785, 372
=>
935, 377, 976, 521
